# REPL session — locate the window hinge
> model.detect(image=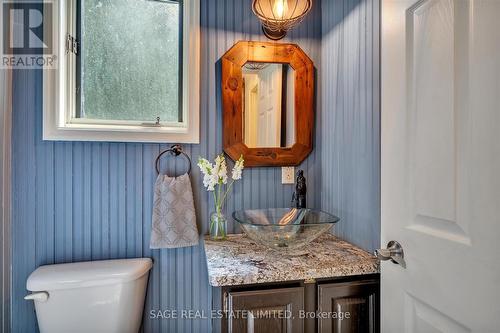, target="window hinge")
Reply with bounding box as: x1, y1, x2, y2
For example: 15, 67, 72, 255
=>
66, 34, 78, 55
